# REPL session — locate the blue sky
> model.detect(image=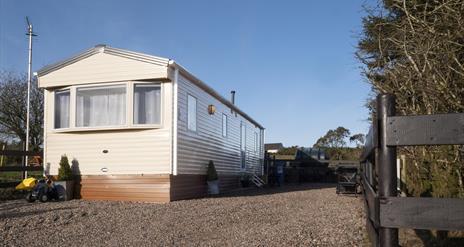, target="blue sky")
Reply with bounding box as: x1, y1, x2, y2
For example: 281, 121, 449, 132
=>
0, 0, 374, 147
